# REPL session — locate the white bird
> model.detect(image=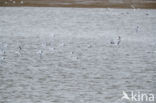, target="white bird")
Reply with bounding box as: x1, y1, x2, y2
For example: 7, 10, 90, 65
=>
17, 45, 22, 51
48, 47, 55, 52
69, 52, 79, 61
121, 91, 130, 100
37, 50, 43, 58
60, 43, 65, 47
70, 51, 74, 55
71, 56, 78, 61
0, 57, 5, 60
51, 34, 55, 38
15, 51, 21, 57
0, 57, 5, 63
37, 50, 43, 54
88, 45, 92, 48
136, 26, 139, 33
